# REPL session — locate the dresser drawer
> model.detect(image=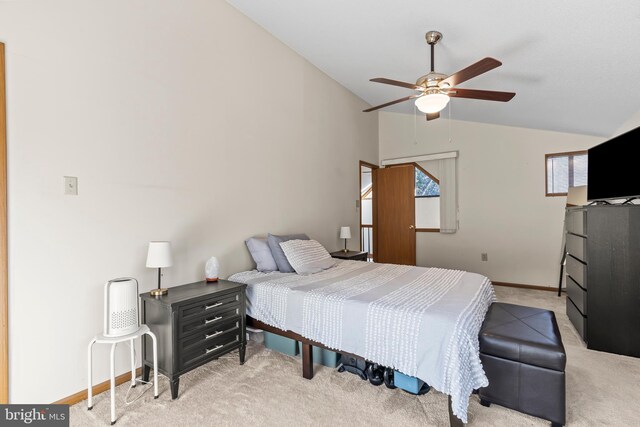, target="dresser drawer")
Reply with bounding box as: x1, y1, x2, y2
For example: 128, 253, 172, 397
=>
178, 306, 240, 338
179, 317, 241, 354
567, 297, 587, 342
566, 255, 587, 289
179, 330, 241, 371
566, 209, 586, 236
179, 292, 242, 321
566, 233, 587, 263
566, 276, 587, 315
